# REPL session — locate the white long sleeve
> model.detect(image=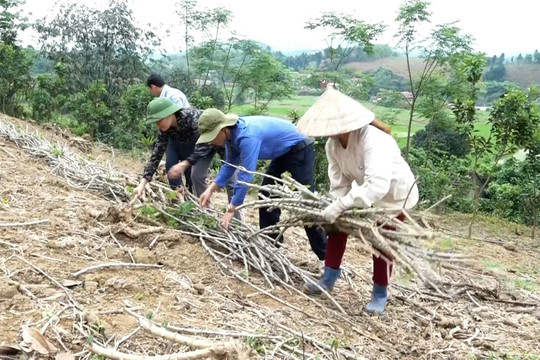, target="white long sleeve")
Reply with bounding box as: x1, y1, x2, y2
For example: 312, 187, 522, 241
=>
325, 126, 418, 210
